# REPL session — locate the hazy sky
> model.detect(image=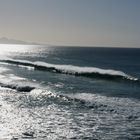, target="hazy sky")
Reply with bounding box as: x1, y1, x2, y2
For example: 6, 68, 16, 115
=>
0, 0, 140, 47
